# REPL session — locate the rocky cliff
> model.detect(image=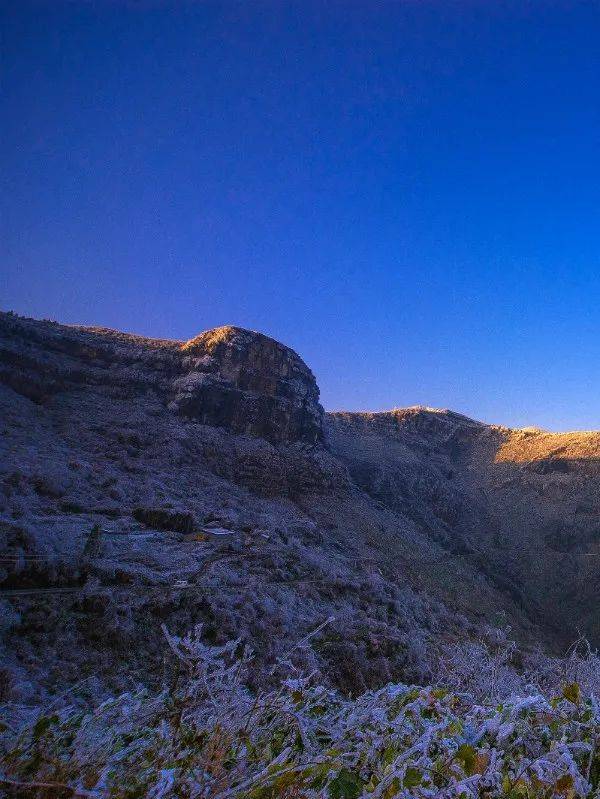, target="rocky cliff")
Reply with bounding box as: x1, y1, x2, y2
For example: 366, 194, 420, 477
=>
1, 311, 599, 704
175, 325, 323, 444
0, 314, 323, 445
